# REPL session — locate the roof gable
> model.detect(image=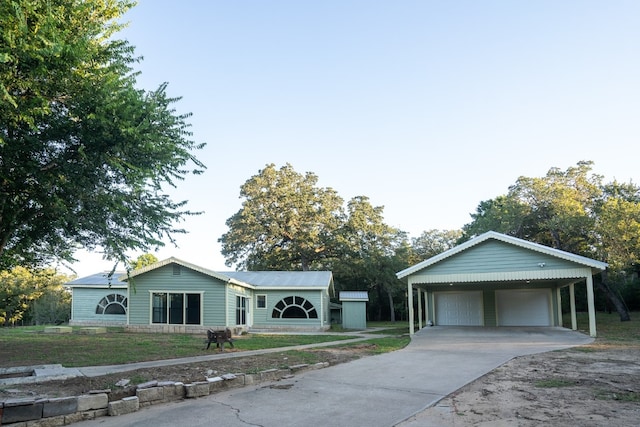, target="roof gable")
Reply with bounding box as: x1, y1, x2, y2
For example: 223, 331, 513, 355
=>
124, 257, 250, 287
397, 231, 608, 279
